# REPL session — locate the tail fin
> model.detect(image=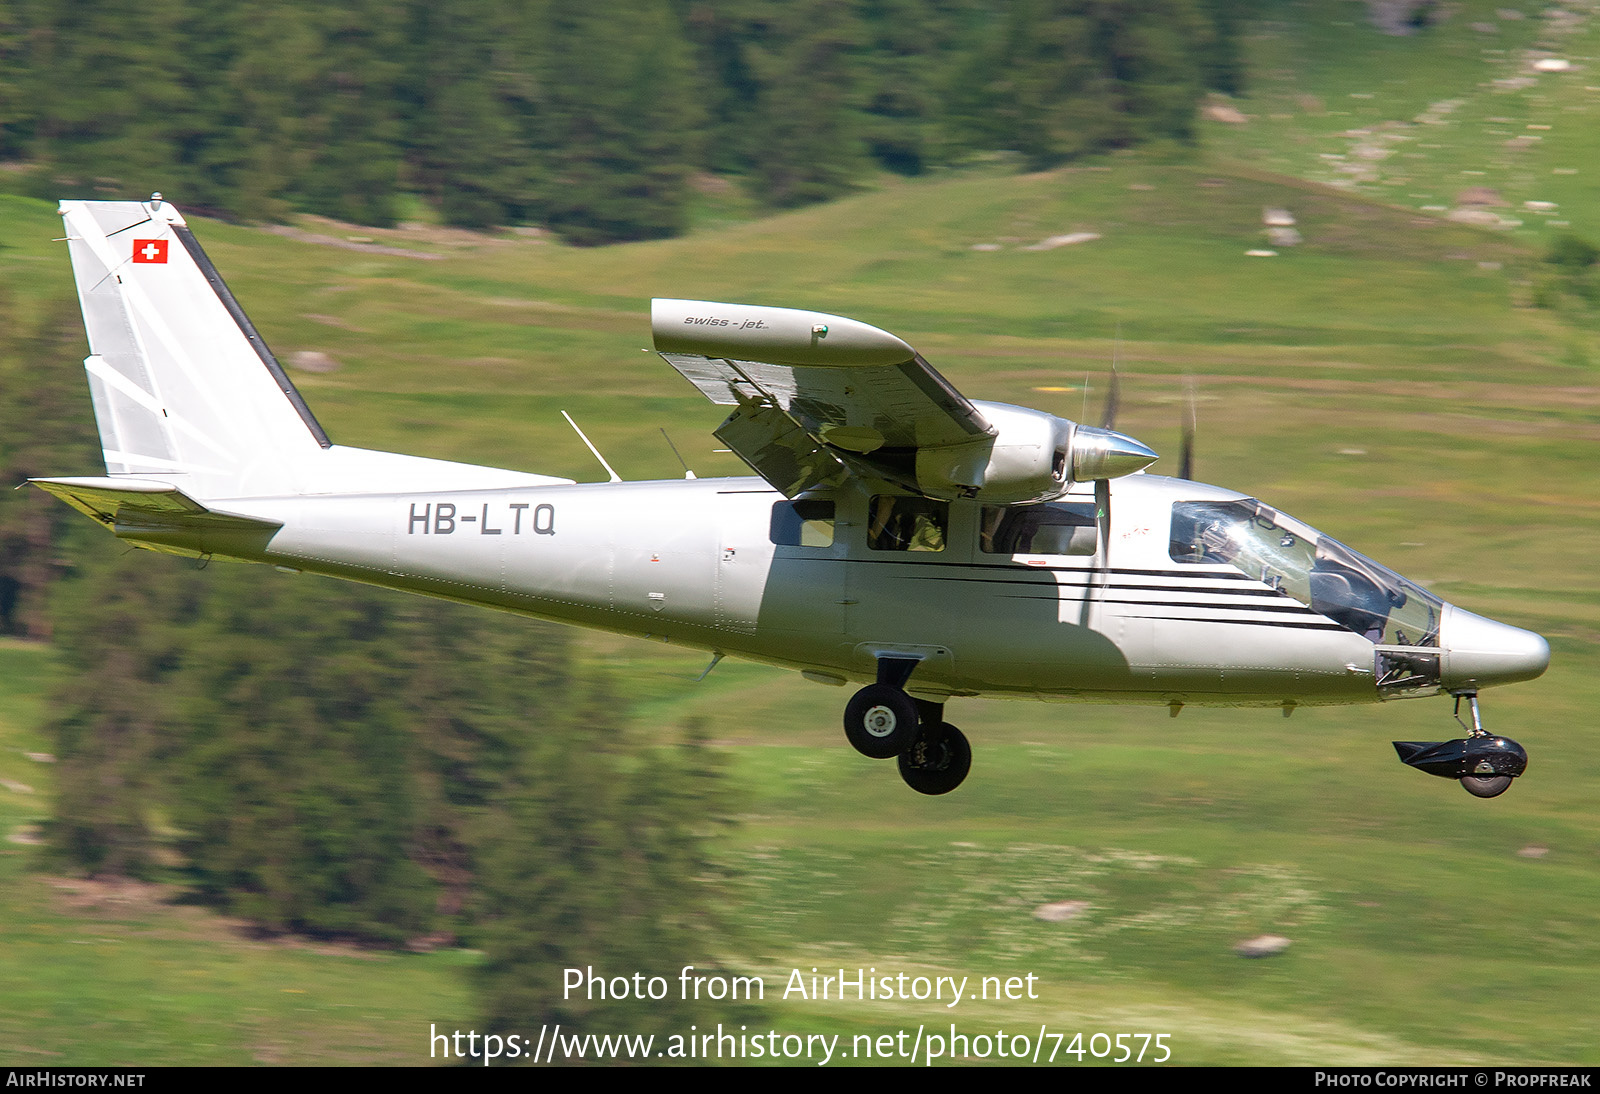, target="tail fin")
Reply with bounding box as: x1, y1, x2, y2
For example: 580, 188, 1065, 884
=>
58, 197, 329, 499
